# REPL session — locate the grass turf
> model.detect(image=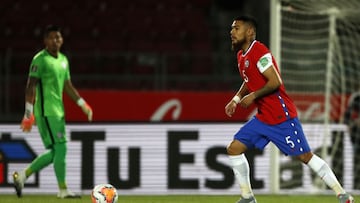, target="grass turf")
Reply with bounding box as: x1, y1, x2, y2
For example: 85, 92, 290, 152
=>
0, 194, 358, 203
